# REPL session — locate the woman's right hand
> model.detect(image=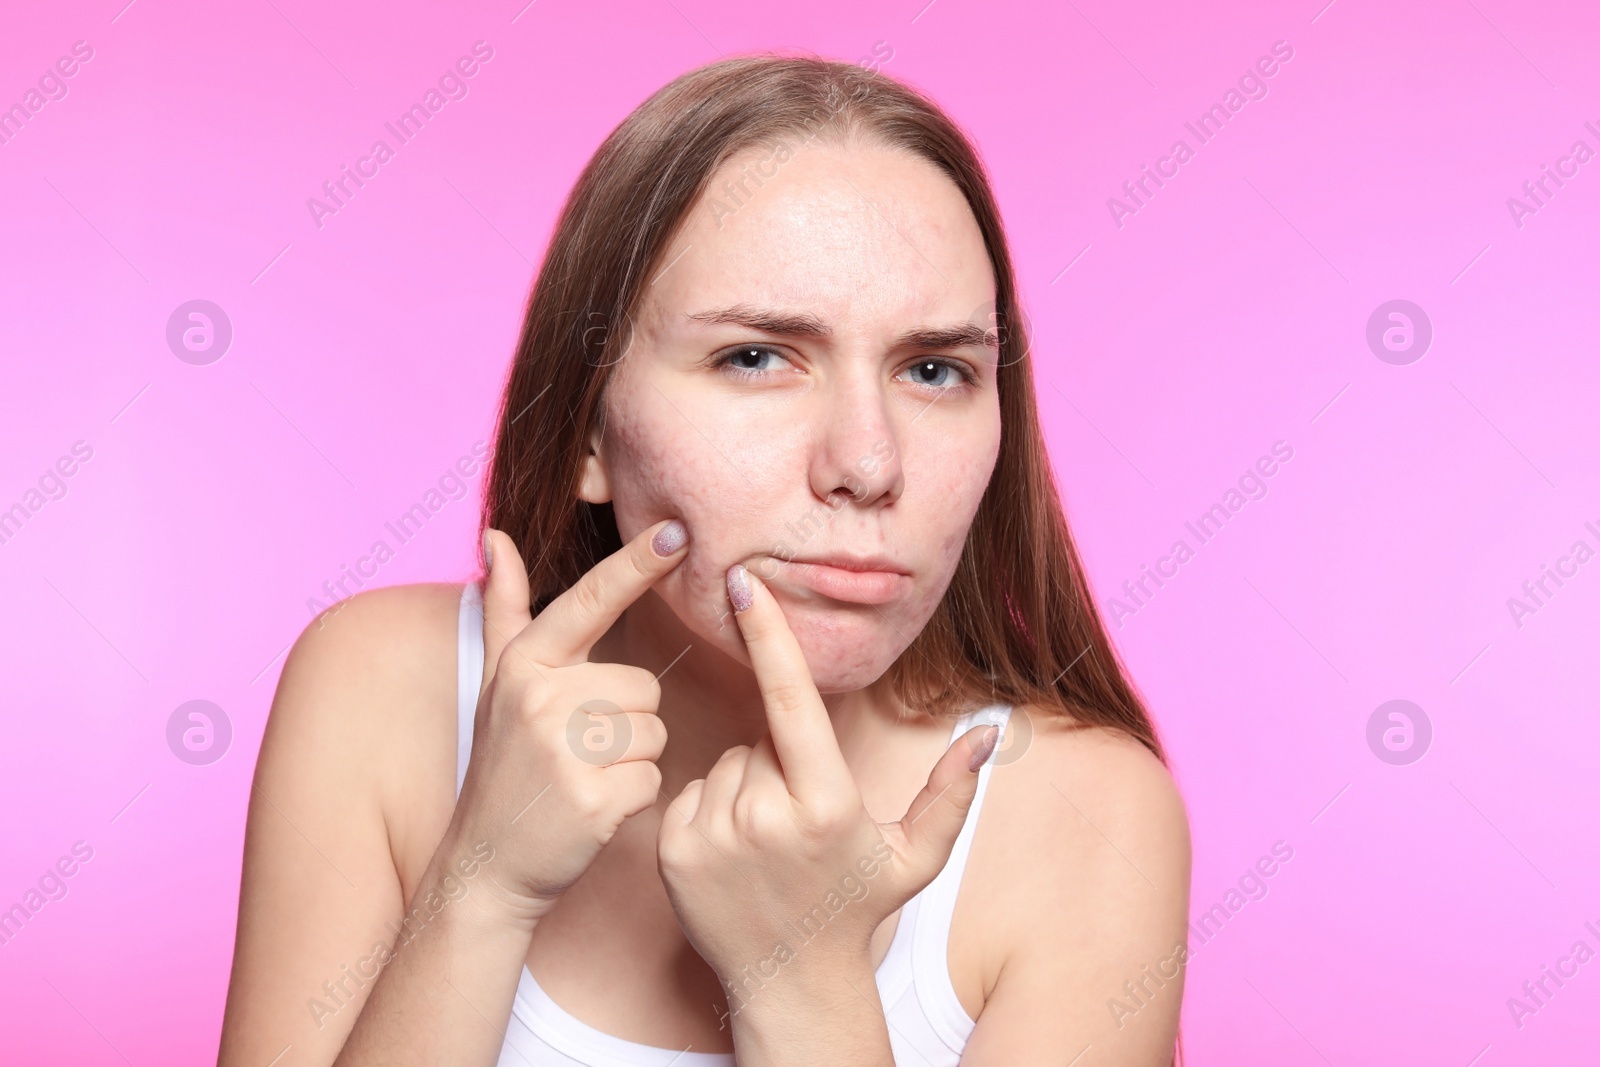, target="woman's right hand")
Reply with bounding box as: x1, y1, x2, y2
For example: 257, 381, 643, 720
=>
442, 518, 689, 930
